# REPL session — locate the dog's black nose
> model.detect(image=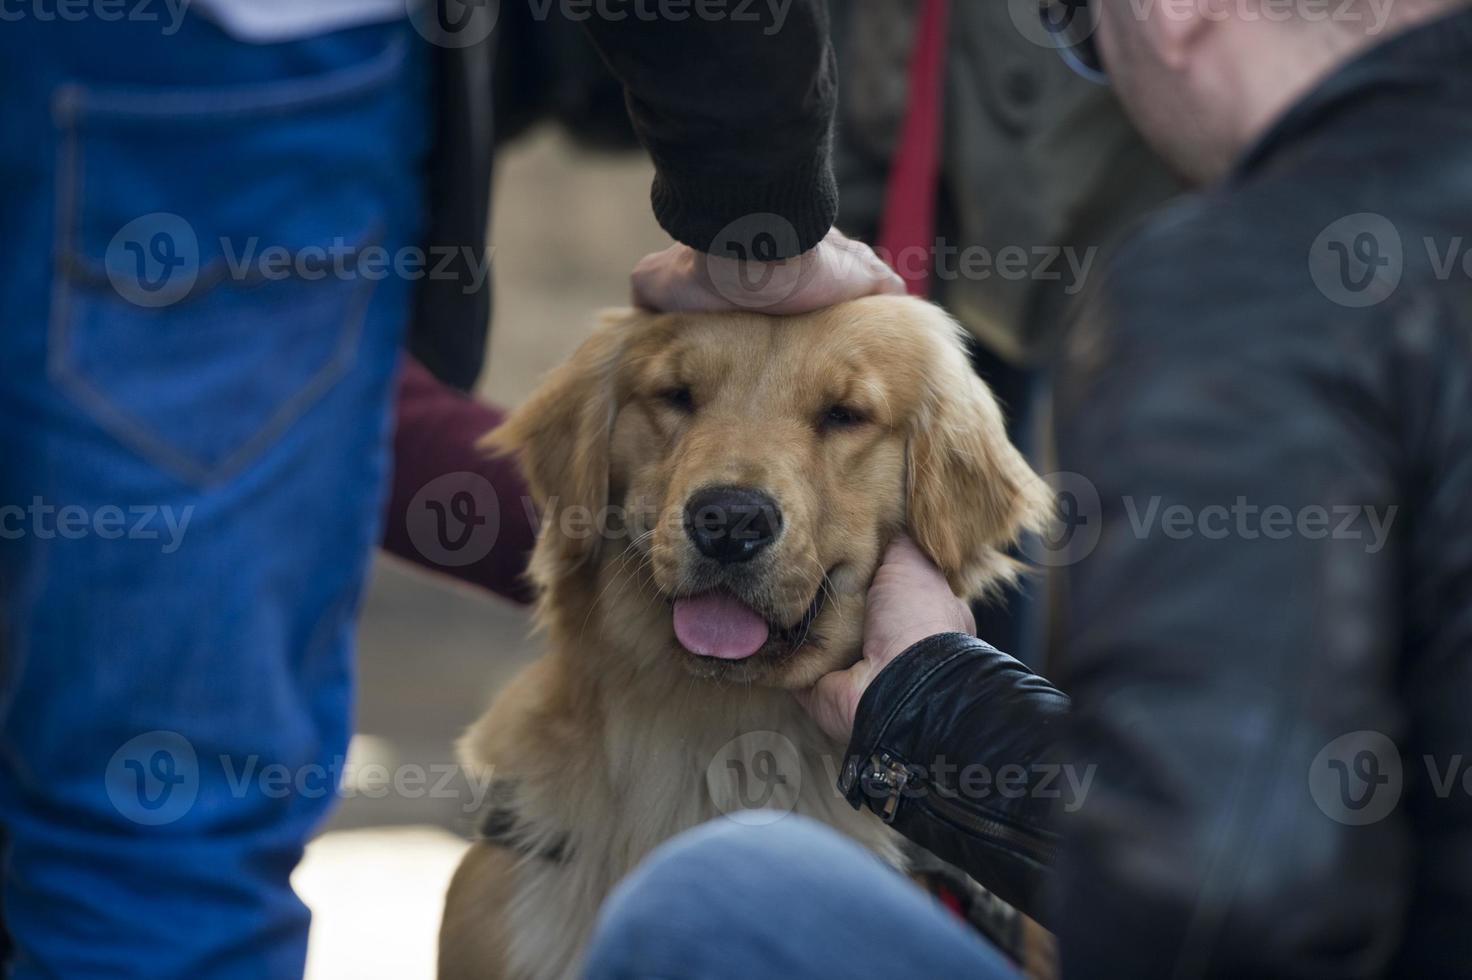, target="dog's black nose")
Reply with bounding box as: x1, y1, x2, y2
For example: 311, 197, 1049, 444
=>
684, 486, 782, 564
